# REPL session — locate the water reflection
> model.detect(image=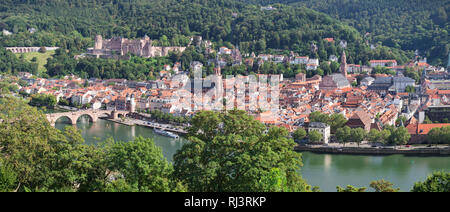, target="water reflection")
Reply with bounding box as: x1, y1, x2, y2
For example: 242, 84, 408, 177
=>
55, 117, 187, 162
301, 152, 450, 192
